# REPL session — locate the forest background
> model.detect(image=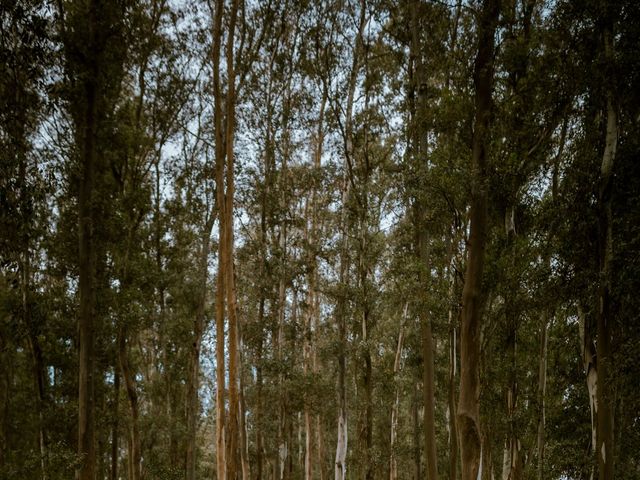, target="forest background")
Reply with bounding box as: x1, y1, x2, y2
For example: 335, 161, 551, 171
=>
1, 0, 639, 479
